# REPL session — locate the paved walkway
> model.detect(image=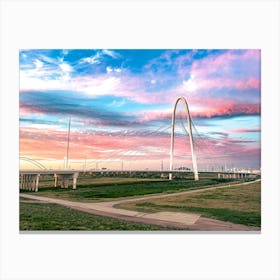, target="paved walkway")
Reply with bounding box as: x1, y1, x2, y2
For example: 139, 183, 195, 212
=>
20, 179, 261, 231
